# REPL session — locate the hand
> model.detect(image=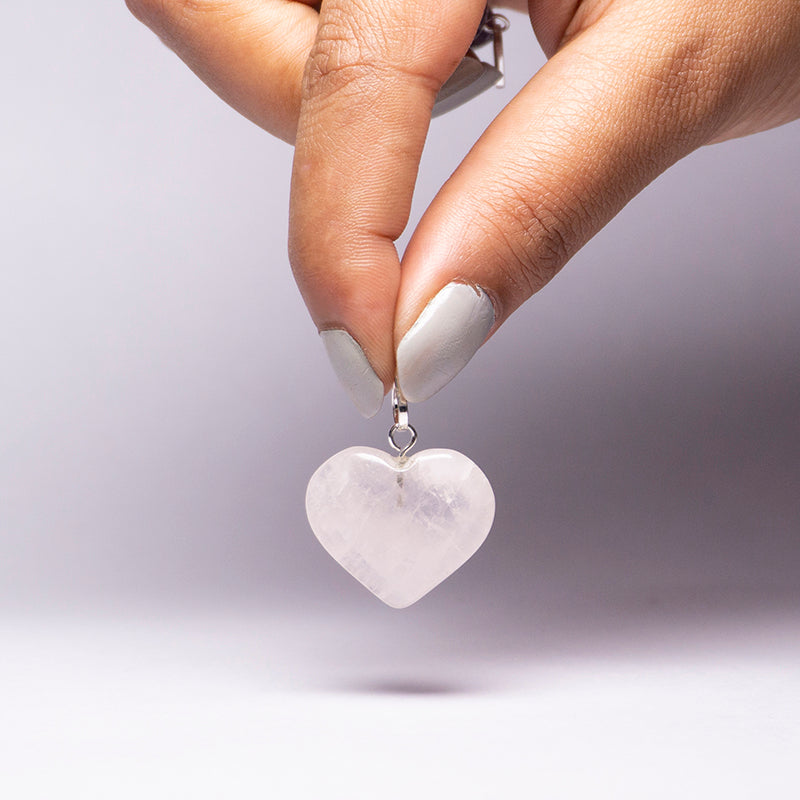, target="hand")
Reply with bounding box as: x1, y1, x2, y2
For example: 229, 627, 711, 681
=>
127, 0, 800, 415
